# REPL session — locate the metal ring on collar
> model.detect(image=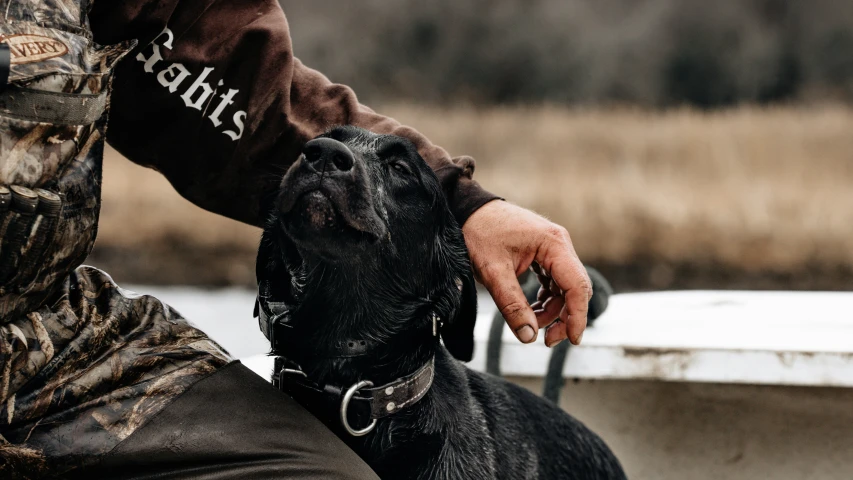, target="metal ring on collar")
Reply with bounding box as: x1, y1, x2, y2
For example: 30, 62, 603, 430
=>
340, 380, 376, 437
